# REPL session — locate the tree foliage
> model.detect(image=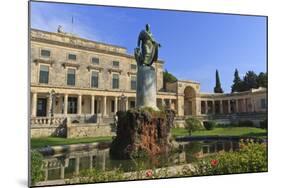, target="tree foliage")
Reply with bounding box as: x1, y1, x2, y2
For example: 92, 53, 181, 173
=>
214, 70, 224, 93
257, 72, 267, 88
231, 69, 267, 92
163, 69, 177, 90
243, 71, 259, 91
184, 117, 202, 136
